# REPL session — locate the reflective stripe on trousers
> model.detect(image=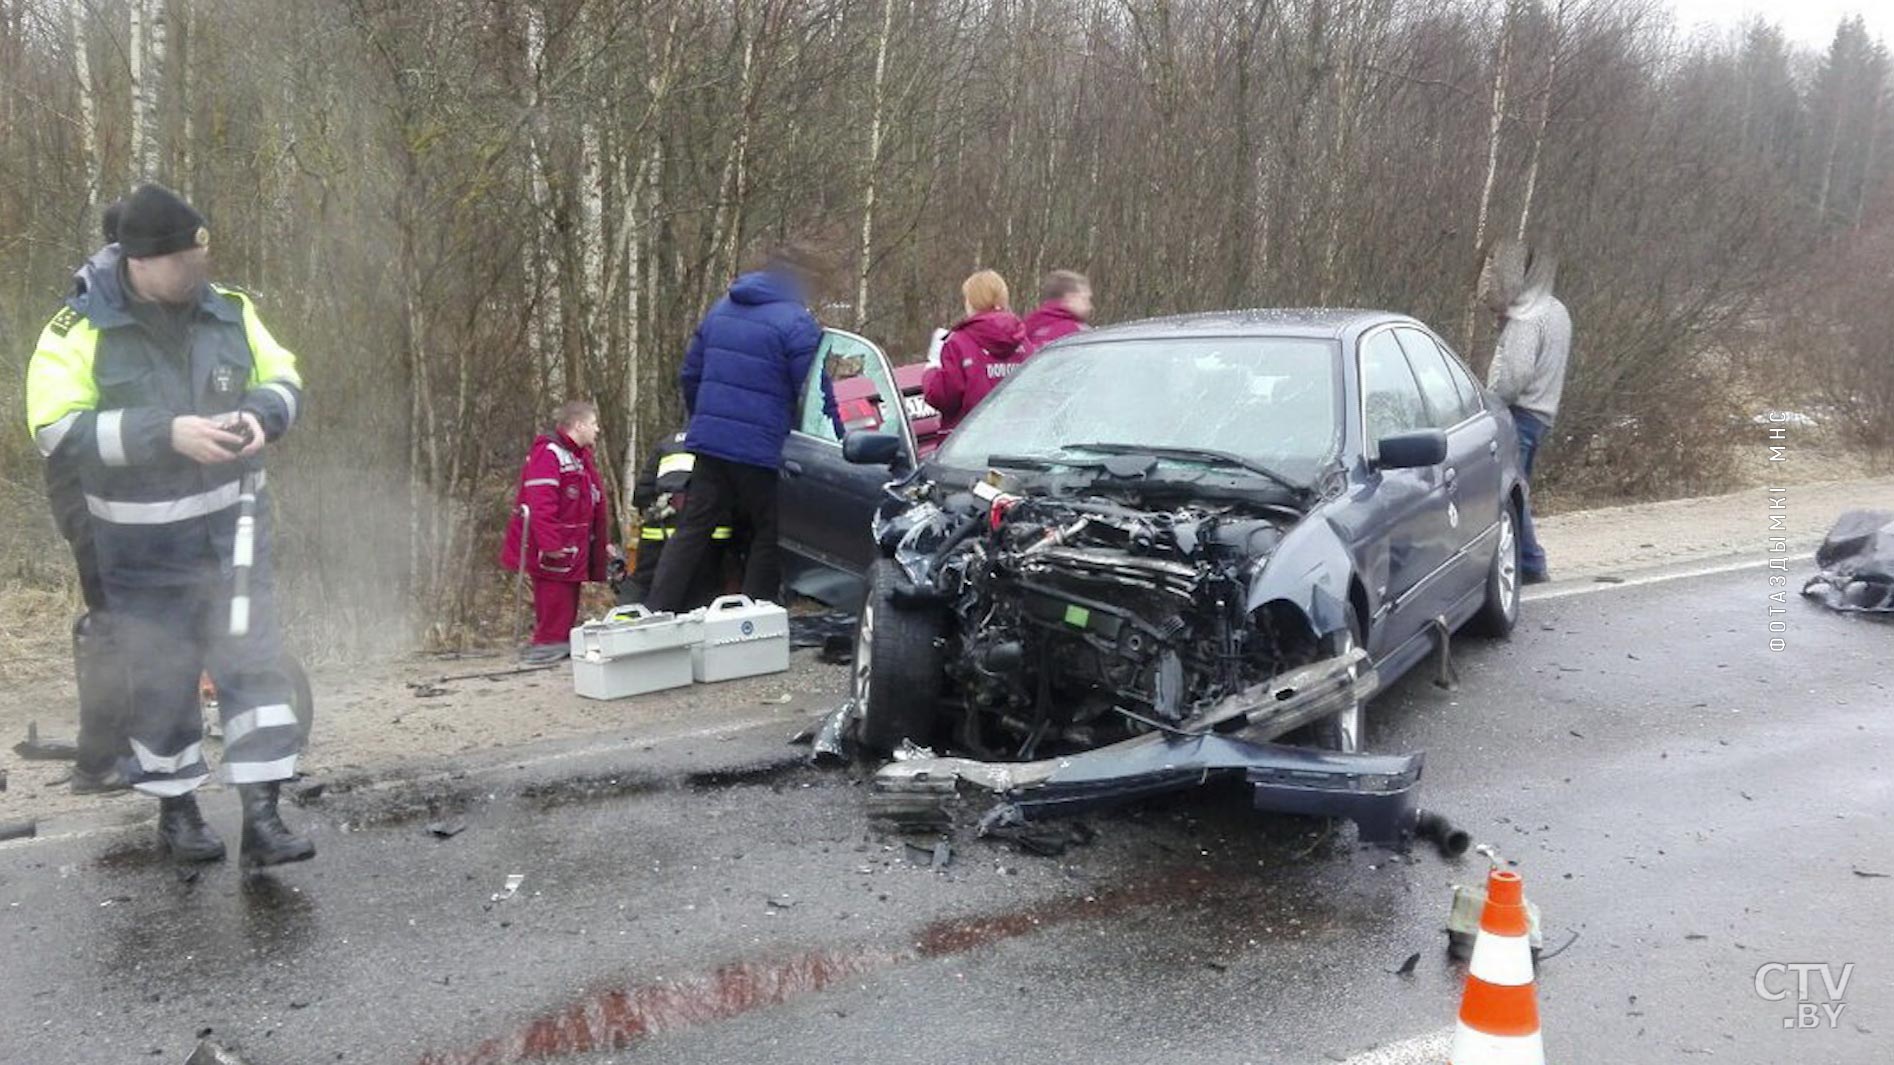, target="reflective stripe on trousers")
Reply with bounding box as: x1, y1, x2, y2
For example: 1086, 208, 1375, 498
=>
641, 526, 734, 541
